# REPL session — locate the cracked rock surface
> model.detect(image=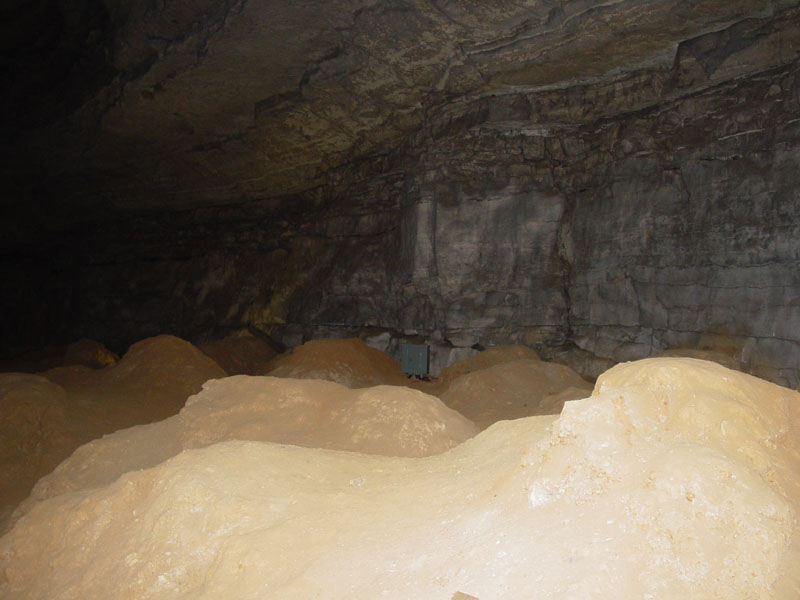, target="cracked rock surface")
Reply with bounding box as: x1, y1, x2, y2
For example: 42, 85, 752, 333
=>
1, 1, 799, 385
